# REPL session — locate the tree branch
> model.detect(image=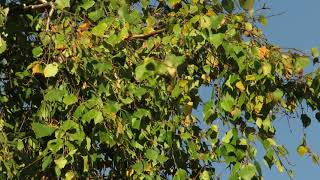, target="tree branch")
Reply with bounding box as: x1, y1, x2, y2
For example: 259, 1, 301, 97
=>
23, 2, 51, 10
22, 0, 55, 31
126, 28, 166, 40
